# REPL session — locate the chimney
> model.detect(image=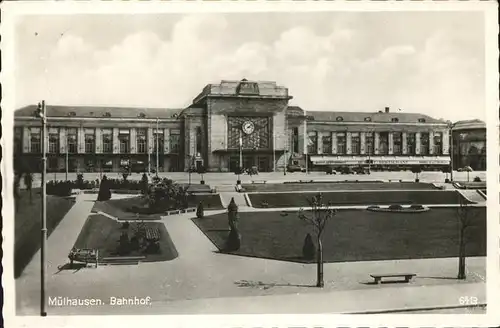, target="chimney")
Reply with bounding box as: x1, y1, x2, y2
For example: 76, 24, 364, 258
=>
385, 107, 390, 113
